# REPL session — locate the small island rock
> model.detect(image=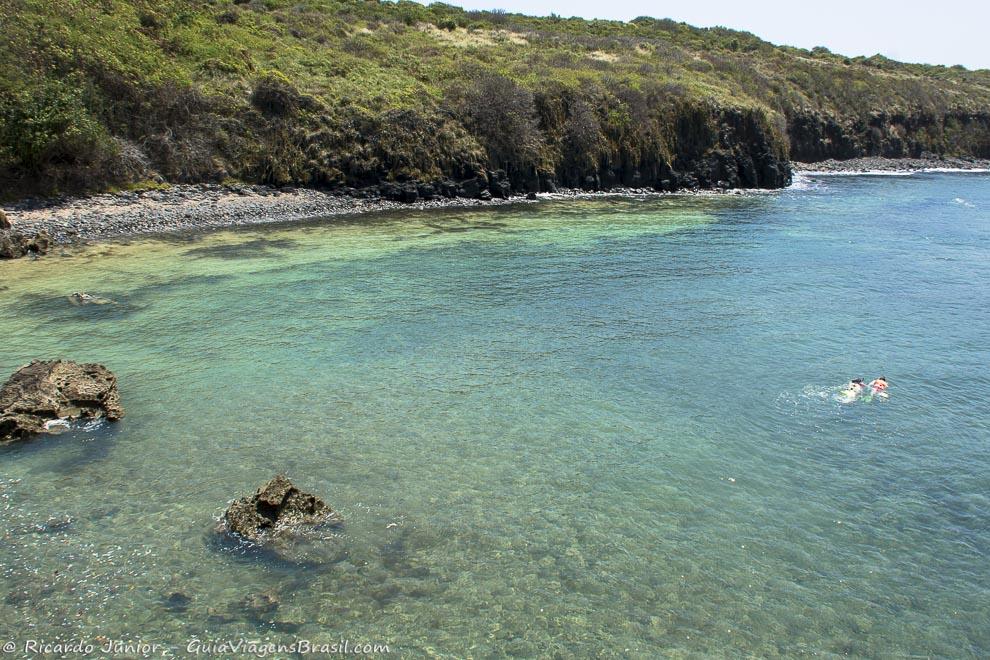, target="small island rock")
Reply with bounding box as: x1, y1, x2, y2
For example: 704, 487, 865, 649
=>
0, 360, 124, 444
223, 474, 341, 544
